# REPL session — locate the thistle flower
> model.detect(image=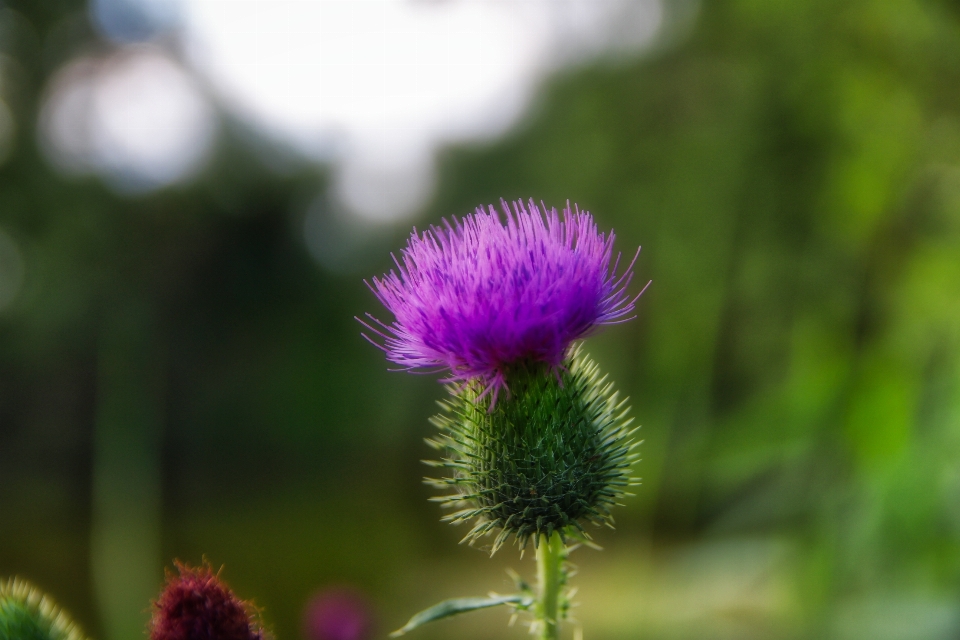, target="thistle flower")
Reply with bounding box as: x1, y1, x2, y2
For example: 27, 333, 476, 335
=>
361, 199, 645, 401
362, 199, 645, 551
150, 562, 267, 640
363, 199, 647, 638
0, 578, 89, 640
